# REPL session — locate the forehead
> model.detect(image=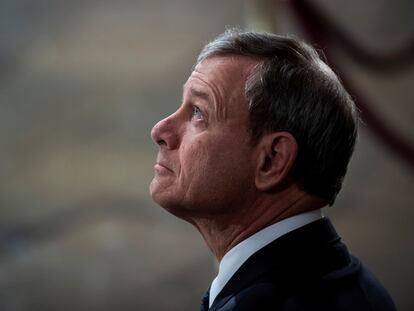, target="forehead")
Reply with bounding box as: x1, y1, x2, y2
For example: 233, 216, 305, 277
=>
190, 56, 258, 86
184, 56, 260, 105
